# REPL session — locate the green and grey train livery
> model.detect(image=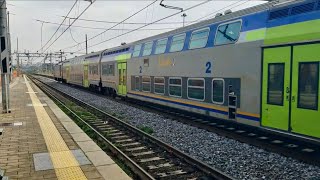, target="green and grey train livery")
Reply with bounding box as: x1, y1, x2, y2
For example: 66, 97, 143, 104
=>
58, 0, 320, 139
